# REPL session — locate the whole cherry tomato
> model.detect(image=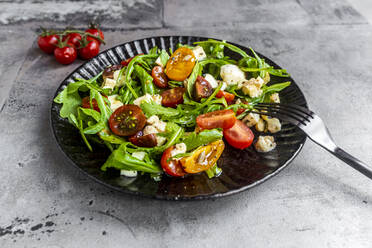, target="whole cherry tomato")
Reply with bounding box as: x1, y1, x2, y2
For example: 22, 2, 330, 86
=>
109, 105, 146, 136
196, 109, 236, 130
54, 45, 77, 65
38, 34, 59, 54
165, 47, 196, 81
78, 40, 100, 60
63, 33, 82, 48
85, 27, 104, 44
160, 146, 186, 177
223, 120, 254, 149
151, 66, 168, 88
161, 87, 185, 108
